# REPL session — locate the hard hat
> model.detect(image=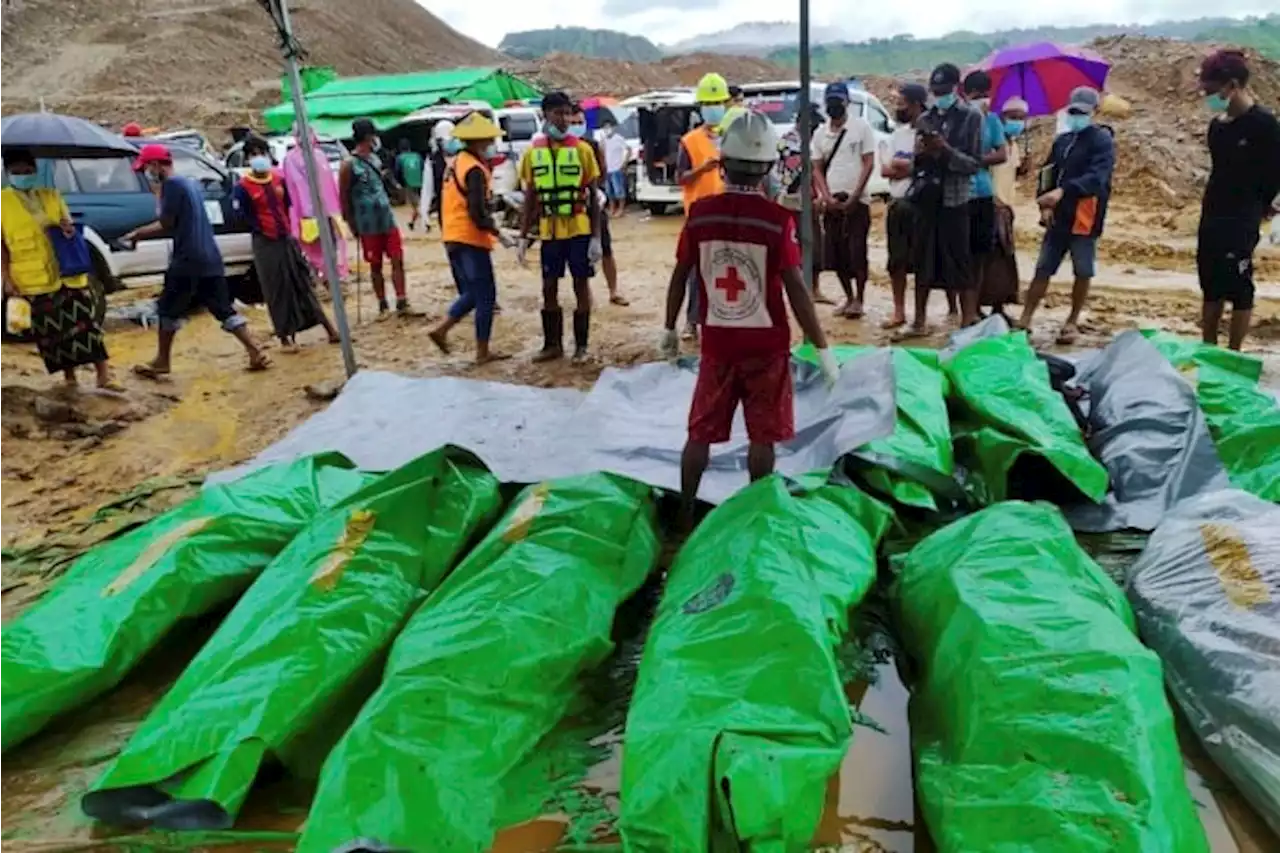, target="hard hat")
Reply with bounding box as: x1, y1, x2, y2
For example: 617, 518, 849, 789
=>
717, 105, 748, 134
695, 72, 730, 104
719, 110, 779, 165
453, 111, 501, 141
431, 119, 456, 141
